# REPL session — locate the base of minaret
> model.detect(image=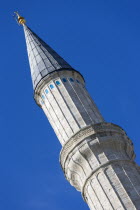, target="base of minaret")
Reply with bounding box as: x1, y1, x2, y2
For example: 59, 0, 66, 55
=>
60, 123, 140, 210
